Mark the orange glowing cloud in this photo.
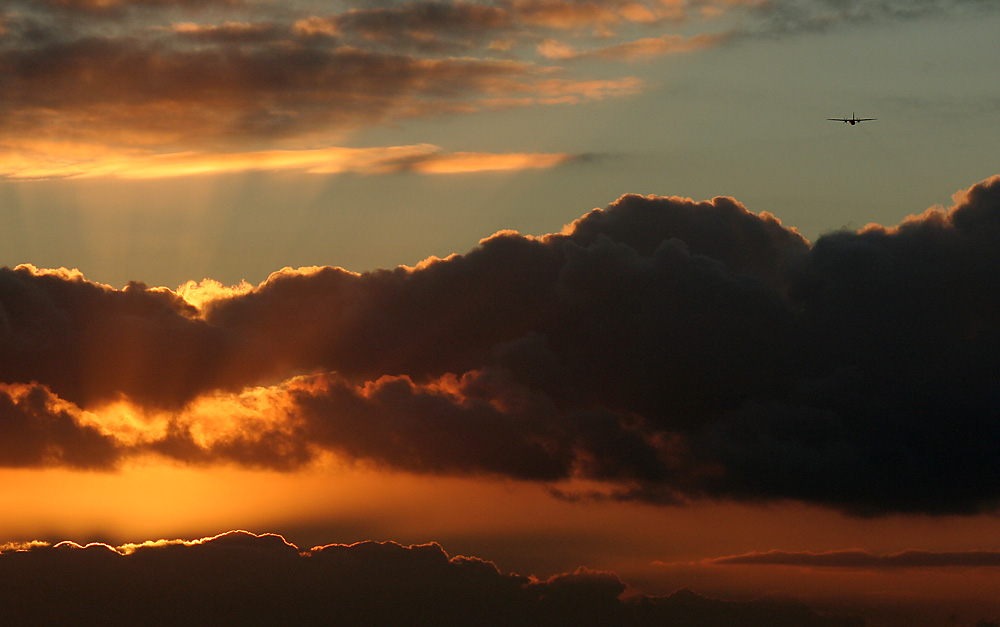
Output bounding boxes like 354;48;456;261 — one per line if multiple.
0;144;577;180
586;32;731;60
406;151;575;173
175;279;256;310
3;0;670;170
510;0;621;30
492;76;644;106
539;32;730;61
536;38;580;59
171;21;280;41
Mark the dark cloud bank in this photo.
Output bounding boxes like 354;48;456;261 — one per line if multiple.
0;0;627;150
0;530;863;627
4;175;1000;516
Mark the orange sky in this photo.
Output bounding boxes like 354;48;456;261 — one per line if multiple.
3;459;1000;625
4;1;1000;625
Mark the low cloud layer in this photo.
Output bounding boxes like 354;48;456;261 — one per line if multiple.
0;530;864;626
3;176;1000;515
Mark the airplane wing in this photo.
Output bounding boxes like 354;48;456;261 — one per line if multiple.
828;118;848;122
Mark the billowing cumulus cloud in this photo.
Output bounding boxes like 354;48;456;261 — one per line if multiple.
4;176;1000;516
0;382;119;469
0;266;225;410
0;530;864;626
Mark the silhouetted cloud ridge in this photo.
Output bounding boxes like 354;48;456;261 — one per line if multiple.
3;176;1000;515
0;531;865;626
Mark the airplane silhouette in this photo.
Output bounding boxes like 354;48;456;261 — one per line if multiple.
828;113;876;125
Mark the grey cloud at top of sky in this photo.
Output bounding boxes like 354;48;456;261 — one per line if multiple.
1;34;544;145
3;175;1000;516
6;0;990;166
744;0;995;35
0;0;723;150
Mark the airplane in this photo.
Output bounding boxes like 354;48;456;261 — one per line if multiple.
828;113;876;125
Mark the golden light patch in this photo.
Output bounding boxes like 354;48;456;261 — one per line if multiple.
537;39;579;59
620;3;660;23
589;33;730;61
12;264;91;283
77;401;169;447
411;152;573;174
292;16;340;37
0;540;51;553
175;386;297;450
1;144;574;180
176;278;256;311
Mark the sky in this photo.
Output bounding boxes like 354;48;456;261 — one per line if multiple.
2;0;1000;625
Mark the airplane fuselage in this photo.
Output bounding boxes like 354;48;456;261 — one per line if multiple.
829;113;875;125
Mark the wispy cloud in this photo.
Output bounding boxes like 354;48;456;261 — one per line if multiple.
1;0;657;172
7;0;986;173
744;0;996;36
538;32;730;61
0;144;577;180
707;548;1000;569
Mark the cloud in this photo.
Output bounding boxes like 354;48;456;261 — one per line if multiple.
4;176;1000;516
744;0;997;36
29;0;231;14
0;37;541;144
0;530;865;626
484;76;645;106
582;32;731;60
317;2;514;53
1;0;653;170
171;20;284;44
0;144;577;180
539;32;730;61
1;0;635;179
709;549;1000;569
16;0;990;177
401;150;577;173
0;382;120;469
0;265;226;410
506;0;623;30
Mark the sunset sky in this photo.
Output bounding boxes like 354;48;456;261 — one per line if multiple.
2;1;1000;625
